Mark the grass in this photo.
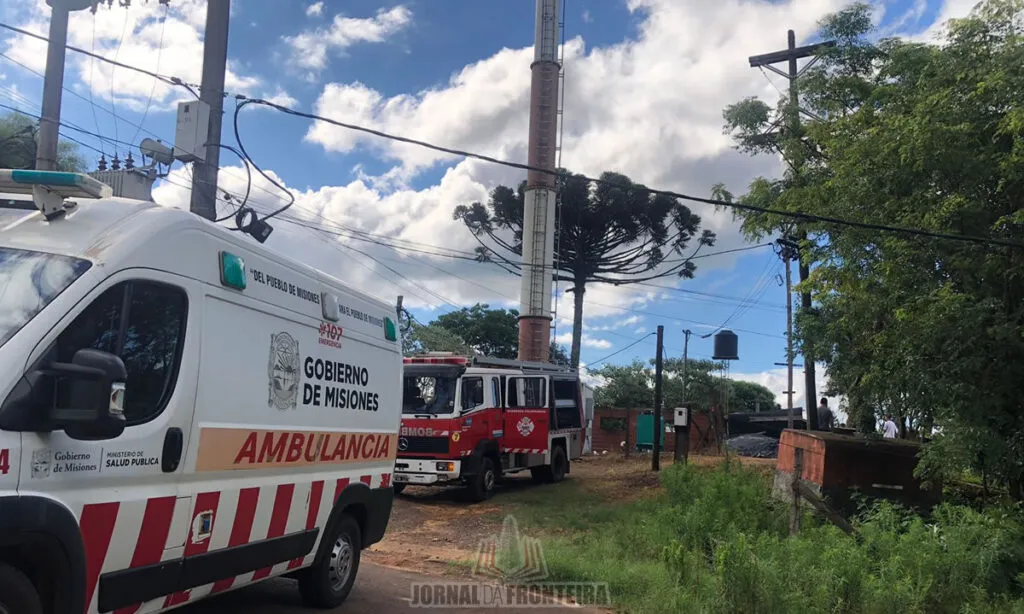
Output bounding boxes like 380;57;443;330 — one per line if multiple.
505;458;1024;614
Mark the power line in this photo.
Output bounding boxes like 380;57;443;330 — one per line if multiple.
4;18;1020;248
0;51;168;152
232;97;1024;250
0;21;198;98
0;101;139;151
587;333;656;368
129;2;168;147
108;7;130;152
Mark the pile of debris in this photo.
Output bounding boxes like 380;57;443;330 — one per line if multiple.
725;432;779;458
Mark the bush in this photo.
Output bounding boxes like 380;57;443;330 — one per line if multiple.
528;459;1024;614
658;461;1024;614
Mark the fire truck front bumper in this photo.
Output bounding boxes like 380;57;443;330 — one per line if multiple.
393;458;463;485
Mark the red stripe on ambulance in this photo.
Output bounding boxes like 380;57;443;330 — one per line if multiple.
252;484;295;580
289;480;325;570
113;496;177;614
163;491;221;608
210;487;260;594
80;502;120;613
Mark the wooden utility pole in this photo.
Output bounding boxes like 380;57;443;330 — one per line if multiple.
748;30;835;430
652;325;664;471
190;0;231;221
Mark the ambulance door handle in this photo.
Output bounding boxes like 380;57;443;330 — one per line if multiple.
162;427;183;473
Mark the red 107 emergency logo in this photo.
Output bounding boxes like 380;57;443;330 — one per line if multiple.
0;448;9;475
318;322;343;349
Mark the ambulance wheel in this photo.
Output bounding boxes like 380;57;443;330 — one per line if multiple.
0;563;43;614
298;514;361;608
393;483;406;495
468;456;496;502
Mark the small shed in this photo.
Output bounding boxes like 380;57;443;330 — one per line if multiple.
775;429;941;511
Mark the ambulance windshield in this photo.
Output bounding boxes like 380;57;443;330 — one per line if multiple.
0;247;91;348
402;375;457;415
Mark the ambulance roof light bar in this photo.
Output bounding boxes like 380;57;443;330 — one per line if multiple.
0;169;113;220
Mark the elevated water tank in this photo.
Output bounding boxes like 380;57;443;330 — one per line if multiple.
712;330;738;360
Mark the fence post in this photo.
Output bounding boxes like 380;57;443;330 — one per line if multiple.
789;447;804;535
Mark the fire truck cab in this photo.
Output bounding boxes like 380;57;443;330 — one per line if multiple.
395;353;585;501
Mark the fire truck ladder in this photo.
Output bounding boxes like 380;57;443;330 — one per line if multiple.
471;355;575;374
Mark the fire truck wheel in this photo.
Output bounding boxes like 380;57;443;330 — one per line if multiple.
298;513;362;608
550;445;568;483
393;483;406;495
468;456;497;502
530;446;568;484
0;563;43;614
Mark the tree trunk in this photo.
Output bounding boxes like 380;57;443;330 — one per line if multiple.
570;279;586;369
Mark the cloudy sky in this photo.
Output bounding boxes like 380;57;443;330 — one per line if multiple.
0;0;977;412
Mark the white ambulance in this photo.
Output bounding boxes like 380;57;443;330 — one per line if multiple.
0;170;403;614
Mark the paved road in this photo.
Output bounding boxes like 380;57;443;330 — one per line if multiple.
179;562;608;613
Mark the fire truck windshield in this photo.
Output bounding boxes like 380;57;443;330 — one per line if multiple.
402;375;457;415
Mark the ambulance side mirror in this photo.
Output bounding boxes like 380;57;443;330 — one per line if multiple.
47;349;128;441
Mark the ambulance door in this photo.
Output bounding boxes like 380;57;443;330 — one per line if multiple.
502;375;551;453
17;271;199;613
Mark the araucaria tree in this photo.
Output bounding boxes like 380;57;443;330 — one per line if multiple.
454;171;716;367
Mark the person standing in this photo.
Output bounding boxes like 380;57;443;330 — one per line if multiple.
816;397;835;431
882;415;899;438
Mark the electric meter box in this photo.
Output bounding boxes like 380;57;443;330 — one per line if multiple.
673;407;689;427
174;100;211;163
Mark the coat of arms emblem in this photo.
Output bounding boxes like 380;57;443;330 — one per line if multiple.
268;332;300;410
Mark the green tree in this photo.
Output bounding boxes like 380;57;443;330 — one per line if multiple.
593;358;768;414
399;303;570;363
0;112;86;171
455;171;716;368
729;380;781;413
433;304;519;358
720;0;1024;495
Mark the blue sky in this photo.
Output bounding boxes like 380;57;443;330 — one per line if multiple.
0;0;970;409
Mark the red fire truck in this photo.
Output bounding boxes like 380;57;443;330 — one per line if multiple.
394;353;586;501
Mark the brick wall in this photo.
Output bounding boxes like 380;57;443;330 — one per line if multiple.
591;407;720;454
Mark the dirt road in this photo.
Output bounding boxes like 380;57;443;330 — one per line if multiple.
178;562;607;613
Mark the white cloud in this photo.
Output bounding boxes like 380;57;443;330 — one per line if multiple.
283;6;413;77
555;332;613;350
1;0;282;113
260;88;299;109
306;2;325;18
582;10;592;24
911;0;982;42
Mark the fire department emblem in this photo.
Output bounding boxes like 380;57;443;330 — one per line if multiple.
516;416;535;437
268;332;300;410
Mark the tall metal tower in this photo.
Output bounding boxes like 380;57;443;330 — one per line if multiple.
518;0;561;363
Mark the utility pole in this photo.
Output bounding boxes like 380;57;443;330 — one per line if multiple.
783;248;795;428
36;0;93;171
674;329;692;463
189;0;231;221
652;325;664;471
748;30;835;431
